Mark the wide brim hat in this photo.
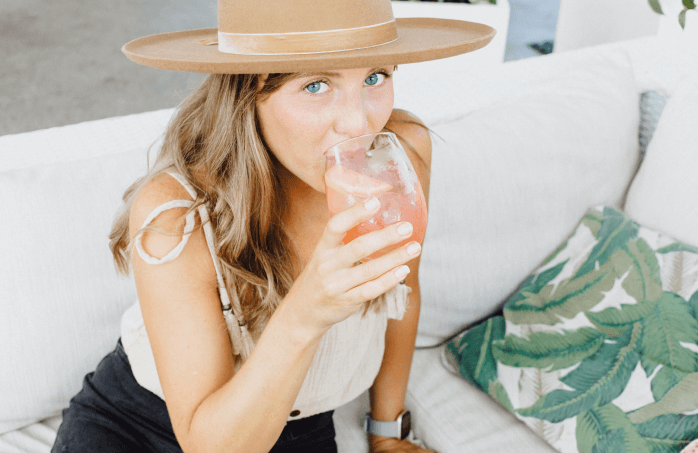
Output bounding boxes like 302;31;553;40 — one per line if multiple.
122;0;496;74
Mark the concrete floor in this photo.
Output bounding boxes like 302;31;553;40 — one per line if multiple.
0;0;558;136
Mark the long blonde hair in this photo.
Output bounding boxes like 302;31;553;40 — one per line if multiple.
109;67;430;338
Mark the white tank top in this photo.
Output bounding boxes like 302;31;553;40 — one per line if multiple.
120;171;410;421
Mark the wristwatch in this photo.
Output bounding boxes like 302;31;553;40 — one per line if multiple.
364;410;411;440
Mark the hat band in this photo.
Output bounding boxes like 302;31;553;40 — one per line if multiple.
217;19;398;55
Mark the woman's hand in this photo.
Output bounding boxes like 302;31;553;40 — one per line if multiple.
283;196;421;335
369;434;438;453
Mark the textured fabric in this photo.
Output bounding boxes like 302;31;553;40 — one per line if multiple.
415;50;640;344
0;416;61;453
52;339;338;453
444;205;698;453
625;78;698;249
0;150;146;434
0;110;173;435
122;171;410;421
405;348;556;453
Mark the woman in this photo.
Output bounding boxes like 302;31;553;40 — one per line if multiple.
52;1;495;452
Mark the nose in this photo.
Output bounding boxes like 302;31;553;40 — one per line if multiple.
333;88;370;139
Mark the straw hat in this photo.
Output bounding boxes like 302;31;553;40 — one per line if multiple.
122;0;496;74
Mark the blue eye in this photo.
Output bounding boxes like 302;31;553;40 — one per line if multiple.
303;71;390;95
304;81;328;94
365;73;381;86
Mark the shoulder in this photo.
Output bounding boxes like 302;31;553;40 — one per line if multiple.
129;172;196;243
384;109;432;172
129;172;216;284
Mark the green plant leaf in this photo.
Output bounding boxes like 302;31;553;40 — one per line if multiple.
506;260;568;309
649;0;665;14
680;9;687;28
447;316;505;391
619;239;663;304
576;410;602;453
505;264;616;325
488;380;515;413
687;289;698;322
640;292;698;399
582;208;604;237
586;297;660;337
629;373;698;424
656;242;698;254
517;323;642;422
574;206;640;279
492;328;607;371
683;0;696;10
634;413;698;452
577;404;651;453
652;366;690;402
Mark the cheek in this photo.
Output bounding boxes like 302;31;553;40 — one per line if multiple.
257;97;328;189
368;86;395;129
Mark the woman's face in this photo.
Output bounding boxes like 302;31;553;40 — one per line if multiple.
256;66;395;193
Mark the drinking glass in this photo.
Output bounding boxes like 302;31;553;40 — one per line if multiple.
324;132;428;261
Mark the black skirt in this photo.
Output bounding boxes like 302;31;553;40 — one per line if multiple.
52;338;337;453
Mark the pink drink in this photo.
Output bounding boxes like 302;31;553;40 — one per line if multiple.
324;147;428;261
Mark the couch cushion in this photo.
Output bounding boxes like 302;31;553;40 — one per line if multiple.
0;110;173;434
416;50;640;344
0;416;61;453
625;78;698;248
333;347;557;453
444;205;698;452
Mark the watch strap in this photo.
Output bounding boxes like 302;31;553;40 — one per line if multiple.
364;410;410;439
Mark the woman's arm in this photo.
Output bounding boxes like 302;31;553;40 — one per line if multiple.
130;173;420;453
131;175;321;453
369;110;433;450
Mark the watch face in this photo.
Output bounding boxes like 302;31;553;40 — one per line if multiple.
400;411;411;440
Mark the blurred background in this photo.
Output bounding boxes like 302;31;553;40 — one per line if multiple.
0;0;685;136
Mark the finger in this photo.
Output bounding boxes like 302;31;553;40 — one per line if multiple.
344;240;421;289
339;220;417;268
318;197;381;250
343;263;411;303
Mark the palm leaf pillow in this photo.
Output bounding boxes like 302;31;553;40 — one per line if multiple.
444;205;698;453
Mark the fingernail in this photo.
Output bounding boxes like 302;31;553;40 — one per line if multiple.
364;197;380;211
407;242;421;256
397;222;413;236
395;265;410;279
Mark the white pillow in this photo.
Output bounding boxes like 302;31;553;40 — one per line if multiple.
0;111;171;434
624;78;698;247
416;50;640;344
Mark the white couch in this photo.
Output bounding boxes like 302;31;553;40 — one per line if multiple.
1;35;696;453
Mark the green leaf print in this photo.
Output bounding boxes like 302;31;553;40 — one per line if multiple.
447;317;505;391
574;206;640;280
576;404;651;453
492;328;607;371
586;297;660;338
687;290;698;323
629;373;698;424
641;292;698;399
488;380;515;413
517;323;643;422
634;413;698;452
581;208;604;238
507;261;568;309
576;411;602;453
619;239;663;304
651;365;691;404
505;264;616;325
657;243;698;255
